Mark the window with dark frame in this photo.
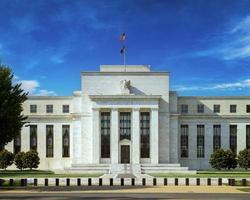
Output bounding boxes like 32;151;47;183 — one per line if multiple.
140;112;150;158
119;112;131;140
46;125;54;157
14;134;21;154
230;125;237;155
197;125;205;158
197;104;204;113
230;105;237;113
101;112;110;158
247;105;250;113
62;105;69;113
62;125;70;157
30;125;37;151
46;105;53;113
246;125;250;149
181;104;188;113
213;125;221;152
180;125;188;158
30;104;37;113
213;104;220;113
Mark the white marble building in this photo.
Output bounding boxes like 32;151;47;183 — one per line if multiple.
4;65;250;173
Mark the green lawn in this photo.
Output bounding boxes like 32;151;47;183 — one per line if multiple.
0;170;103;178
150;170;250;178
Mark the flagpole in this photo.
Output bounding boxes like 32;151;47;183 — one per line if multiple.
124;47;126;72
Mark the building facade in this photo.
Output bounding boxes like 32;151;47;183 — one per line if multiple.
4;65;250;173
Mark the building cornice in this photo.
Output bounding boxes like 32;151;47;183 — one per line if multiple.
180;114;250;119
81;71;169;76
89;94;162;100
27;96;73;100
178;96;250;100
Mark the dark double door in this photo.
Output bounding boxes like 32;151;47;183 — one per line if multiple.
121;145;130;163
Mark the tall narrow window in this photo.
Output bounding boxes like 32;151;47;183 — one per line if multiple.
197;125;205;158
101;112;110;158
213;125;221;151
120;112;131;140
14;134;21;154
230;125;237;154
180;125;188;158
246;125;250;149
140;112;150;158
46;125;53;157
62;125;70;157
30;125;37;151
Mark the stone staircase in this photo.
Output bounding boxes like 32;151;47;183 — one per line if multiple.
64;164;110;174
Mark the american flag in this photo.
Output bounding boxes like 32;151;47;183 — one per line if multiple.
119;32;126;41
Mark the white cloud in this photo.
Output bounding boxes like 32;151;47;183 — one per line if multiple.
18;80;40;93
34;89;57;96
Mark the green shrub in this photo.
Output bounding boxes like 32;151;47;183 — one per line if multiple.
224;149;237;170
23;150;40;170
238;149;250;170
0;149;14;169
14;152;25;170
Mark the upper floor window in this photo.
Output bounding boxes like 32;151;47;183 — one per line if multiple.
181;104;188;113
119;112;131;140
230;105;237;113
62;105;69;113
30;104;37;113
197;104;204;113
247;105;250;113
46;105;53;113
213;104;220;113
197;125;205;158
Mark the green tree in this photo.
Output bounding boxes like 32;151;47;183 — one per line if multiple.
0;65;27;147
23;150;40;170
0;149;14;170
209;149;227;170
14;151;25;170
238;149;250;170
224;149;237;170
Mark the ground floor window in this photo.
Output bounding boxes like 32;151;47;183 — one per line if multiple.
14;134;21;154
180;125;188;158
246;125;250;149
230;125;237;154
197;125;205;158
62;125;70;157
140;112;150;158
30;125;37;151
46;125;54;157
213;125;221;152
101;112;110;158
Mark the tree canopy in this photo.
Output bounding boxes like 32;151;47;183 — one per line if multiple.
0;65;27;148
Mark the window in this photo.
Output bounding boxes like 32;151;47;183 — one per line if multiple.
30;125;37;151
230;125;237;154
181;104;188;113
119;112;131;140
230;105;237;113
46;105;53;113
140;112;150;158
213;125;221;151
46;125;54;157
14;134;21;154
30;105;37;113
246;125;250;149
213;104;220;113
180;125;188;158
101;112;110;158
197;125;205;158
247;105;250;113
62;105;69;113
197;104;204;113
62;125;70;157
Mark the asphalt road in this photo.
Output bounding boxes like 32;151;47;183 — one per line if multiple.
0;193;250;200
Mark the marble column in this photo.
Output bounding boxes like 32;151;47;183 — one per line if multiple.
132;108;140;164
92;108;100;164
111;108;119;164
150;108;159;164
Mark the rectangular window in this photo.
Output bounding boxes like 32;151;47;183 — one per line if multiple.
246;125;250;149
119;112;131;140
180;125;188;158
140;112;150;158
213;125;221;152
46;125;54;157
30;105;37;113
230;125;237;154
230;105;237;113
197;125;205;158
197;104;204;113
62;105;69;113
247;105;250;113
30;125;37;151
214;104;220;113
62;125;70;157
181;104;188;113
13;134;21;154
101;112;110;158
46;105;53;113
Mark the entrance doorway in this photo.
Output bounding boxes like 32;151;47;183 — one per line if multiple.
121;145;130;163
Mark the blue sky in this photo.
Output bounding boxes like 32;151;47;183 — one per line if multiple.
1;0;250;96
